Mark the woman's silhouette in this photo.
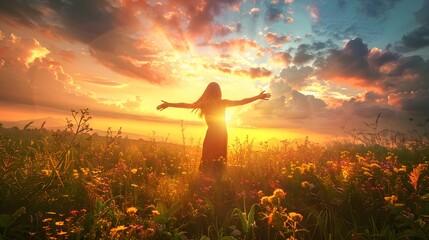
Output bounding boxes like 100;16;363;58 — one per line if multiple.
157;82;270;178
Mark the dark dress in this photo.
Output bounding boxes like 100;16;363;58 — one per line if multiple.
199;102;228;177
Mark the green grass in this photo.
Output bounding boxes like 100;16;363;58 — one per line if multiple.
0;110;428;239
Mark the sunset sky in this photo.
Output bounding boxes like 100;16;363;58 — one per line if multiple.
0;0;428;143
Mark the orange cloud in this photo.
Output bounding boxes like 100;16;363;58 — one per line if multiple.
272;52;292;67
264;32;291;45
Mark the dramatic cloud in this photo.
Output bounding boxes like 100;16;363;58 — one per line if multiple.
293;44;314;65
394;1;429;52
316;38;380;87
400;25;429;51
0;0;247;84
388;90;429;116
0;33;152;115
280;66;314;89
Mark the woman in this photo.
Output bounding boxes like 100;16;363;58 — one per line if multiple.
157;82;270;178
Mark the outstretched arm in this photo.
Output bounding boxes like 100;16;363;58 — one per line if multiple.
157;100;196;111
224;91;271;107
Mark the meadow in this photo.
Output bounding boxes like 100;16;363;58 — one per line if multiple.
0;109;428;240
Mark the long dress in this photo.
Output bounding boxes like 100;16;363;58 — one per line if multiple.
199;102;228;177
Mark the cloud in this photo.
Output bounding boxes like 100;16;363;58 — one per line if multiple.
0;0;247;85
206;63;272;78
293;44;314;65
271;52;292;67
316;38;380;87
399;24;429;51
248;8;260;15
394;1;429;52
306;5;319;22
57;50;77;62
356;0;401;18
239;67;272;78
208;37;264;53
279;66;314;89
285;17;294;23
265;5;284;22
264;32;291;45
74;74;126;88
388;90;429;117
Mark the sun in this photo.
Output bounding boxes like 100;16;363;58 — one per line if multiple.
225;110;234;125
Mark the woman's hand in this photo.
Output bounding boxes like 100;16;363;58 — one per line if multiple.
157;100;170;111
258;91;271;100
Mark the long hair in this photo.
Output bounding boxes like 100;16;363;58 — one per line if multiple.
193;82;222;118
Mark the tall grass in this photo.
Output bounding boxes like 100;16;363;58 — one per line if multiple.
0;109;428;239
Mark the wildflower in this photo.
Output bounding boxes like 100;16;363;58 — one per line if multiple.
384;195;398;205
110;225;128;235
55;221;64;226
57;231;67;236
80;168;89;175
301;181;312;188
393;166;406;173
369;163;381;169
131;183;138;188
116;225;128;231
288;212;303;222
152;210;160;216
126;207;138;216
72;170;79;179
273;189;286;199
42;169;52;176
131;168;138;174
42;218;52;223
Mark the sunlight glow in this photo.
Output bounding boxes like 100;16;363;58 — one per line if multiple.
26;40;50;67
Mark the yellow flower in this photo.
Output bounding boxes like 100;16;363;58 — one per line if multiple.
72;170;79;179
273;189;286;199
55;221;64;226
301;181;309;188
384;195;398;205
131;168;138;174
152;210;160;216
288;212;303;222
369;163;381;169
57;231;67;236
42;218;52;223
116;225;128;231
126;207;138;216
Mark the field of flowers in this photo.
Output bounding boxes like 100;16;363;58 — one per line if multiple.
0;109;428;239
